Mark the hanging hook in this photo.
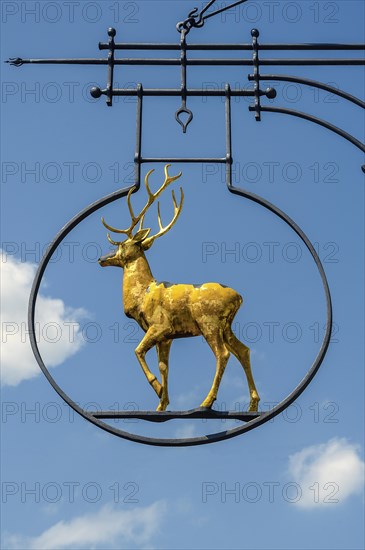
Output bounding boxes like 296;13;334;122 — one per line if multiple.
176;0;250;34
175;106;194;134
176;7;204;34
176;1;216;34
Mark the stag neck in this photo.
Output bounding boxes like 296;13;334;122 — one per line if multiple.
122;253;155;319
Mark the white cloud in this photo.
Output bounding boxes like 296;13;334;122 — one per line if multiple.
3;501;167;550
0;252;88;386
288;437;365;508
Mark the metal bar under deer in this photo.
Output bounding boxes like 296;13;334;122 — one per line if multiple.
91;409;262;423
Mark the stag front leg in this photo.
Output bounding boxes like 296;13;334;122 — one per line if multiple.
135;327;171;400
156;340;172;411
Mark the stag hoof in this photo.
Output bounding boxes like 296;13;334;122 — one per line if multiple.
156;400;169;412
199;398;215;409
248;398;260;412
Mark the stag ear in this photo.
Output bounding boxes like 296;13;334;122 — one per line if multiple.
133;228;151;243
141;237;153;251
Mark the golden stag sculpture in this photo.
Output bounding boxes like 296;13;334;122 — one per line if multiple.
99;165;260;412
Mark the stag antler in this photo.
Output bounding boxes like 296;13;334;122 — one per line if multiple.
102;165;183;243
142;188;184;247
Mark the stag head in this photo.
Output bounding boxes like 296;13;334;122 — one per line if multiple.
98;165;184;268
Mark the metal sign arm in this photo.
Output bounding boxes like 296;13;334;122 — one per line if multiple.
7;26;365;176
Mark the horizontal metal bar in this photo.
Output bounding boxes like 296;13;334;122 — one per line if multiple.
141;158;227;163
9;58;107;65
178;58;365;66
259;105;365;154
99;88;267;97
98;42;365;51
252;74;365;108
9;57;365;67
92;409;262;423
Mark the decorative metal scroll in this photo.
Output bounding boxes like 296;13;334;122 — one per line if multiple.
7;2;365;446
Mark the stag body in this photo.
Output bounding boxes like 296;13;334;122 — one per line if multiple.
99;166;260;412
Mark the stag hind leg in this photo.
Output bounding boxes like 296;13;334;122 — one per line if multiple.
156;340;172;411
224;326;260;412
199;323;231;409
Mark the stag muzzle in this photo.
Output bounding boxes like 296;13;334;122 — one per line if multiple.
98;250;117;267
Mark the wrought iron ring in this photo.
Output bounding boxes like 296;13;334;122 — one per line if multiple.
28;183;332;446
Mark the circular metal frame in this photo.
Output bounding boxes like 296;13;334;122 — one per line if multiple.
28;183;332;447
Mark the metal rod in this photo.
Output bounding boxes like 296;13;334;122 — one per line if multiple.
97;88;268;97
92;409;261;422
97;42;365;51
10;58;108;64
178;58;365;66
10;58;365;66
251;29;261;121
225;84;233;187
141;158;226;163
259;105;365;154
250;74;365;108
175;30;193;133
134;84;143;185
203;0;252;21
106;28;116;107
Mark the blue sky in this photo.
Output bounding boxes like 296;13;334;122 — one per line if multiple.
1;1;364;548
